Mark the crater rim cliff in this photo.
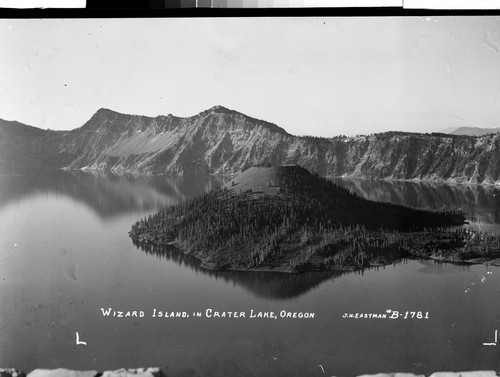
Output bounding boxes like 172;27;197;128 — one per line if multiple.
1;106;500;185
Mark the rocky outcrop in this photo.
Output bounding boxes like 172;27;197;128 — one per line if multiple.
101;368;161;377
2;106;500;184
27;370;98;377
0;369;26;377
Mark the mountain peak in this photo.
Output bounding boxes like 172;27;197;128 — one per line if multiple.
87;108;123;121
200;106;290;137
209;105;231;112
202;105;241;117
94;107;122;116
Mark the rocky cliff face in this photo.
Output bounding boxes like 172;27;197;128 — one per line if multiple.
55;106;293;176
1;106;500;184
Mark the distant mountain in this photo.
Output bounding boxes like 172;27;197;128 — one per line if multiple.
2;106;500;184
0;118;74;170
442;126;500;136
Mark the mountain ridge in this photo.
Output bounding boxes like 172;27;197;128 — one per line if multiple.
1;106;500;184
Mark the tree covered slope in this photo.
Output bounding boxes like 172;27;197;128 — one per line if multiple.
128;165;494;273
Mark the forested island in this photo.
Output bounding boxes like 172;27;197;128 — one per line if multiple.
129;165;500;272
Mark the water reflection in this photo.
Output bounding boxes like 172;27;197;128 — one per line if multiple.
2;170;498;225
333;178;500;228
133;241;343;300
414;258;472;275
0;169;225;218
3;170;500;374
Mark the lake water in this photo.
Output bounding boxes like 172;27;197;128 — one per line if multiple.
1;170;500;377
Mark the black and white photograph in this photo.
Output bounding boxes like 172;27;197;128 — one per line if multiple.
1;14;500;377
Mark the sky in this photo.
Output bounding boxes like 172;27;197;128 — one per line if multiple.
1;17;500;137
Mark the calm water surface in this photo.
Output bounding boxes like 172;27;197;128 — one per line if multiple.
1;170;500;377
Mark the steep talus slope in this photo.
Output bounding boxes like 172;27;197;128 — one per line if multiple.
59;108;182;171
52;106;293;175
1;106;500;184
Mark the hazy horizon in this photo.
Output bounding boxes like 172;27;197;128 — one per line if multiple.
2;17;500;137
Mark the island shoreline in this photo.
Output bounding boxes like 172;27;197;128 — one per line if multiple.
129;233;500;274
